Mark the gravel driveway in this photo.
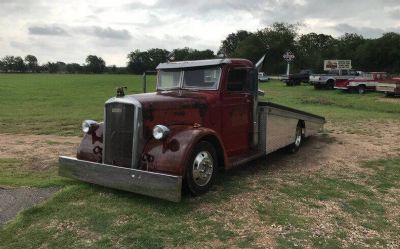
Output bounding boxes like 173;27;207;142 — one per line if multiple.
0;187;58;225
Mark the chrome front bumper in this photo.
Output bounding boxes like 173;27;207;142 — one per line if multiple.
59;156;183;202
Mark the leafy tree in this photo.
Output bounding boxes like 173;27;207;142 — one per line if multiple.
14;56;26;72
256;23;299;73
46;62;58;73
127;49;152;74
297;33;338;72
127;48;170;73
231;34;267;63
85;55;106;73
107;65;118;74
147;48;170;68
218;30;251;56
24;55;38;72
66;63;83;74
45;61;66;73
171;47;215;61
1;56;25;72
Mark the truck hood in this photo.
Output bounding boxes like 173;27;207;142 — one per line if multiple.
132;90;209;112
125;90;218;130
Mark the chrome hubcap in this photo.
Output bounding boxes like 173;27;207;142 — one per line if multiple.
192;151;214;186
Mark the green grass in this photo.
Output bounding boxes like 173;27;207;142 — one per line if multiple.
0;73;156;135
0;75;399;135
259;82;400;122
1;74;400;248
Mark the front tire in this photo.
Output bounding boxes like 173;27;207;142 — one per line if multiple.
185;141;218;196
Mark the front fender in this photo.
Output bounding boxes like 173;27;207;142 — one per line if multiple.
77;123;104;163
141;125;227;177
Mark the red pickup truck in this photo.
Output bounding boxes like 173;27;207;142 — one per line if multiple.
334;72;388;94
59;58;325;202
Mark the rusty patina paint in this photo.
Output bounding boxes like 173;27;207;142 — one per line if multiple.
141;126;228;176
77;123;103;163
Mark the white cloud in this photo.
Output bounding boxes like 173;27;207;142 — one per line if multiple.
0;0;399;66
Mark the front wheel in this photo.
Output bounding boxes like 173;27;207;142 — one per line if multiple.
185;141;218;196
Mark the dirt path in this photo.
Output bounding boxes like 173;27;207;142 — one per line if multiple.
267;120;400;174
0;134;80;170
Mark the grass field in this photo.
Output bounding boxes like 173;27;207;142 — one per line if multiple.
0;74;156;135
0;74;399;248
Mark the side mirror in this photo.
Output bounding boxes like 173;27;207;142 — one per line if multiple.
258;89;265;96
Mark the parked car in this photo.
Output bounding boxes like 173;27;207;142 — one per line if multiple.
334;72;387;94
258;72;270;82
310;69;360;89
282;69;314;86
59;58;325;202
376;77;400;97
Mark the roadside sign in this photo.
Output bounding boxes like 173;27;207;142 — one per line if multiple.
283;51;295;62
324;60;352;70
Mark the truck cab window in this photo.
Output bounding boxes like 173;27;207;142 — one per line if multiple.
158;70;181;89
227;69;248;91
183;67;221;90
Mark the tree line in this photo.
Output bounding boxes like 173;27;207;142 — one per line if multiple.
0;55;112;74
1;23;399;74
218;23;400;74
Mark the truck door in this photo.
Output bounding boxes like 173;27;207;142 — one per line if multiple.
221;67;252;156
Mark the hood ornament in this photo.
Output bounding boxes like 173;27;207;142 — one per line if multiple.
116;86;127;97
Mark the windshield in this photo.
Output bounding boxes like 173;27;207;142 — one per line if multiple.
158;70;181;89
157;66;221;90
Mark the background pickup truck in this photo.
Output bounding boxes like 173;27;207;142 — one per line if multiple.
258;72;270;82
59;58;325;202
310;69;360;89
376;77;400;97
334;72;387;94
281;69;313;86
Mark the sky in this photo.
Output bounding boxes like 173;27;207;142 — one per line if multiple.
1;0;400;66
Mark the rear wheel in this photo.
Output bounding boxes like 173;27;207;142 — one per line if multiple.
185;141;218;196
358;85;366;94
385;91;393;97
327;80;335;89
288;124;303;153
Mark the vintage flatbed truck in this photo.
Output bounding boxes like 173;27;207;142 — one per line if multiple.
59;58;325;202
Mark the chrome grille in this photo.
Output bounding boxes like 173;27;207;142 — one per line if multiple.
104;102;135;167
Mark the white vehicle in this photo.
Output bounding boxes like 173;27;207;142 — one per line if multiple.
258;72;269;82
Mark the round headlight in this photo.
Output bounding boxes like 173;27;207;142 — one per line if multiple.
82;120;98;134
153;125;170;140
